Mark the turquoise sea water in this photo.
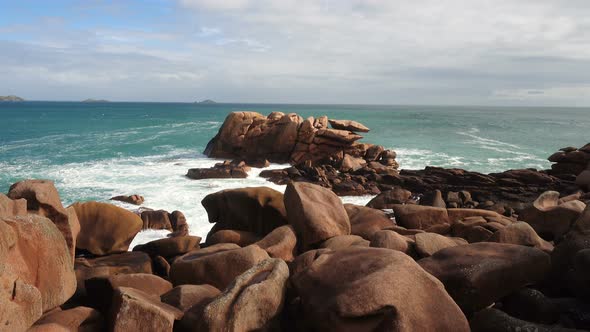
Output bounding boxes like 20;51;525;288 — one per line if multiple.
1;102;588;241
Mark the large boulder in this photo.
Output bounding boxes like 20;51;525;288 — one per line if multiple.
344;204;394;240
488;221;554;253
366;188;413;209
2;215;76;311
255;225;298;261
30;306;104;331
7;180;80;260
414;232;464;257
520;191;586;241
328;119;370;132
109;287;182;332
419;242;551;315
390;204;450;231
370;230;415;255
206;229;261;247
284;182;351;250
161;284;221;312
85;273;173;312
71;201;143;255
469;308;582;332
74;252;152;297
132;235;201;258
139;209;173;231
202;187;287;239
550;205;590;295
291;247;469;331
169;244;270;290
201;259;289;331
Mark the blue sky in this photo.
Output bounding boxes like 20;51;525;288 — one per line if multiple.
1;0;590;105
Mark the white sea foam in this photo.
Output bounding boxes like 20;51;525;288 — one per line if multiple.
2;149;374;248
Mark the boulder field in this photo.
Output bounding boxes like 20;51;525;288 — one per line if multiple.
3;173;590;331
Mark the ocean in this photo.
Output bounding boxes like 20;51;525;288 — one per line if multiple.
1;102;588;245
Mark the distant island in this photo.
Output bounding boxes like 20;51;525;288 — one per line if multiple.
0;95;24;102
82;99;110;103
195;99;216;104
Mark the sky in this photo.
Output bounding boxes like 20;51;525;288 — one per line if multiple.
1;0;590;105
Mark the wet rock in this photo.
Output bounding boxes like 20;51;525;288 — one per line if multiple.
186;160;249;179
110;194;144;205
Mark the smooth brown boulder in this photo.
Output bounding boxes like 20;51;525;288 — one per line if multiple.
161;284;221;312
132;235;201;258
202;187;287;239
419;242;551;315
469;308;582;332
340;154;367;172
2;215;76;313
447;208;507;223
170;244;270;290
550;205;590;295
576;170;590;190
328;119;370;132
284;182;351;250
201;259;289;331
370;230;415;255
521;191;586;241
71;201;143;255
8;180;80;259
32;306;103;331
291;247;469;331
110;194;144;205
74;252;152;297
0;218;42;330
255;225;298;261
169;210;188;236
415;232;464;257
420;189;447;208
206;229;261;247
86;273;172;312
488;221;554;253
319;234;370;250
366;188;413;209
390;204;450;230
344;204;394;240
109;287;182;332
139;209;172;231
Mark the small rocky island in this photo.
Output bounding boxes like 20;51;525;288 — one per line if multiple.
0;95;24;101
195;99;216;104
3;111;590;331
82;99;110;103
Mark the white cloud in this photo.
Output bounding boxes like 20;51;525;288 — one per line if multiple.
1;0;590;104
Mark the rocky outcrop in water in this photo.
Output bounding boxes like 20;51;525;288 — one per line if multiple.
203;111;398;171
0;95;24;101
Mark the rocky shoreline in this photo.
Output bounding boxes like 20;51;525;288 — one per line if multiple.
2;111;590;331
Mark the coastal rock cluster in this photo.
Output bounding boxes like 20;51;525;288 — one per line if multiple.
548;143;590;190
199;111;398;172
3;174;590;331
